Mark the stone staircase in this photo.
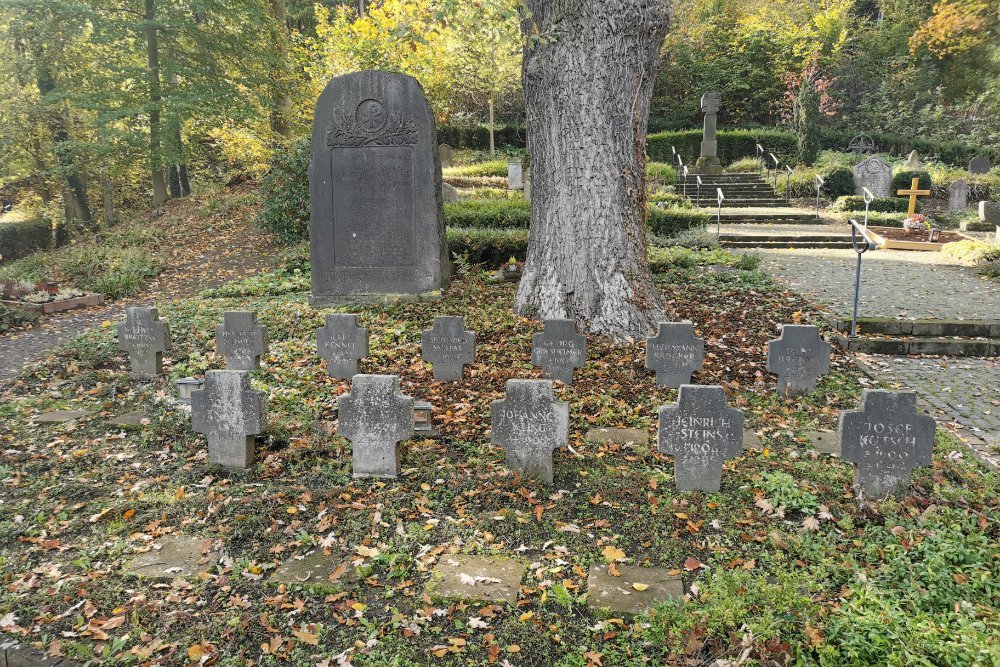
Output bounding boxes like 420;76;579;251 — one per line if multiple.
833;317;1000;357
721;232;854;250
680;172;788;208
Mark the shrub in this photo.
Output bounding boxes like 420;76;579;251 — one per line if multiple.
891;169;932;195
446;227;528;266
436;123;527;149
822;166;855;199
443;175;508;189
0;302;38;333
0;218;61;263
443;160;509;178
648;191;692;208
258;136;309;243
645;162;677;185
444;200;531;229
832;196;910;213
941;240;1000;266
725;157;762;173
647;206;710;237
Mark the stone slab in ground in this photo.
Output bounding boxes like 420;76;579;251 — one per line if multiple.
586;564;683;615
585;428;649;446
271;549;351;587
426;555;526;604
122;535;223;580
808;430;840;455
33;410;90;423
743;430;763;450
108;411;149;427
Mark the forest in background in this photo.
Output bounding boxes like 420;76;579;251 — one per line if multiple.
0;0;997;228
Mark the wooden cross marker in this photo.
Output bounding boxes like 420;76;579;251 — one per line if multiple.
897;176;930;217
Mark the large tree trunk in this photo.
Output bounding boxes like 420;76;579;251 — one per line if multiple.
268;0;294;139
145;0;169;205
515;0;671;340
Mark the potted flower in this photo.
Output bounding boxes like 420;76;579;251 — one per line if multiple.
500;256;523;282
902;213;927;233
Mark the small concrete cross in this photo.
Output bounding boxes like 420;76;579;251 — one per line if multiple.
645;322;705;388
839;390;935;499
118;306;171;379
338;374;414;479
421;316;476;381
766;324;831;396
191;370;267;469
216;311;268;371
658;385;744;492
491;379;569;485
531;319;586;385
317;313;369;378
897;176;930;217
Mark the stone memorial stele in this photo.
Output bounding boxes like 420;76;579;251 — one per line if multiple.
507;159;524;190
316;313;369;379
767;325;831;396
438;143;454;168
980;201;1000;225
948;180;969;211
338;374;414;479
118;306;171;379
441;182;460;203
531;319;586;384
696;91;722;174
853;156;892;198
421;316;475;381
838;390;935;498
491;379;569;485
309;70;449;305
216;311;268;371
658;385;744;492
645;322;705;388
902;150;922;170
968;157;991;175
191;370;267;469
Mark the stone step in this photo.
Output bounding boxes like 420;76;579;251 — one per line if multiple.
720;234;849;242
723;240;854;249
696;201;791;209
710;214;821;223
834;317;1000;338
834;333;1000;357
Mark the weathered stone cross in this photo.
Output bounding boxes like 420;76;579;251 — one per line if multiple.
191;370;267;469
316;313;369;378
421;316;476;381
216;311;268;371
338;374;414;479
118;306;171;379
766;324;831;396
658;385;744;492
645;321;705;388
531;319;586;385
491;379;569;485
897;176;930;217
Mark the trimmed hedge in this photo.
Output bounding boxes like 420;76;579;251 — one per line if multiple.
649;129;799;168
443;160;509;178
892;170;932;194
0;218;60;262
833;196;911;213
648;206;710;237
437;124;526;149
447;227;528;266
824;166;855;199
444;200;531;229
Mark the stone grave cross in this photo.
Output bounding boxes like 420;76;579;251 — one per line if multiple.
839;390;935;498
118;306;171;379
645;321;705;388
766;325;831;396
338;375;414;479
897;176;930;217
421;316;476;381
191;370;267;469
531;319;586;384
491;379;569;485
658;385;744;492
698;91;722;174
216;311;268;371
316;313;369;378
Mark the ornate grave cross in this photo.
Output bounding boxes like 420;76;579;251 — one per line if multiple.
657;385;744;492
766;325;831;396
645;322;705;388
316;313;369;379
531;319;586;384
897;176;930;217
216;311;268;371
421;316;476;381
191;370;267;469
491;380;569;485
846;134;876;162
338;375;414;479
839;390;935;498
118;306;171;379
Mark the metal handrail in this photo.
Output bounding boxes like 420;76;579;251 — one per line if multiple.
715;188;725;238
861;187;875;228
848;218;877;337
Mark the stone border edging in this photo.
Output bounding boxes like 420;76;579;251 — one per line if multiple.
0;633;82;667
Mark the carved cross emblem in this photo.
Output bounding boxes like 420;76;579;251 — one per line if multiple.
767;325;831;396
317;314;369;379
338;375;414;479
531;319;586;385
658;385;744;492
645;322;705;388
191;370;267;469
491;380;569;485
700;91;721;114
118;306;171;379
421;316;476;381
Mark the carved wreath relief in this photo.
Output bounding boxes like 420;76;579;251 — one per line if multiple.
326;98;417;147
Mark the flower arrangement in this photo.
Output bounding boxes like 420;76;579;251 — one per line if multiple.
902;213;927;232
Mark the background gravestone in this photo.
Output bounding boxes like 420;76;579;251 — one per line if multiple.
853;156;892;197
309;70;449;305
645;321;705;388
980;201;1000;225
338;374;414;478
317;313;369;378
507;159;524;190
839;390;935;498
696;91;722;174
968;157;991;175
491;379;569;484
531;319;586;384
421;316;475;381
947;180;969;211
216;311;268;371
438;143;454;168
767;325;831;396
658;385;744;492
118;306;171;379
191;370;267;469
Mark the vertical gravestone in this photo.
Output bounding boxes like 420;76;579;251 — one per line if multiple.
767;325;831;396
696;92;722;174
531;319;586;385
657;385;744;492
118;306;171;379
507;159;524;190
854;156;892;197
338;375;414;478
309;70;449;305
645;322;705;388
216;311;268;371
947;180;969;211
839;390;935;498
438;144;454;168
316;313;369;378
191;370;267;469
491;380;569;485
421;316;475;381
968;157;991;175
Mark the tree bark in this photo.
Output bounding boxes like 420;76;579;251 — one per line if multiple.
145;0;168;205
268;0;293;139
488;96;495;157
515;0;670;340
